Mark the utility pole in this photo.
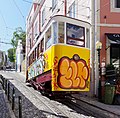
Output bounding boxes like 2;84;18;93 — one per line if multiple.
64;0;67;16
91;0;96;96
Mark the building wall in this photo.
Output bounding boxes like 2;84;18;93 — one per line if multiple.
99;0;120;65
16;40;23;72
26;3;37;55
96;0;120;98
33;13;39;45
100;0;120;24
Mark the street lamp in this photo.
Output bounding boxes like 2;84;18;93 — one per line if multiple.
96;41;102;101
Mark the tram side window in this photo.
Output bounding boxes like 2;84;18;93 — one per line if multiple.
53;22;57;44
41;38;44;52
32;51;34;62
37;44;39;58
30;54;32;65
58;22;64;43
29;55;31;65
34;48;36;60
29;55;30;65
45;27;52;49
28;56;30;66
66;23;85;47
35;47;37;60
38;43;41;57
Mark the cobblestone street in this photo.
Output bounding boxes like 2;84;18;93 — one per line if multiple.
0;71;94;118
1;71;120;118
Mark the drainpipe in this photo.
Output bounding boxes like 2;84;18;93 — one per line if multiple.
91;0;96;96
64;0;67;16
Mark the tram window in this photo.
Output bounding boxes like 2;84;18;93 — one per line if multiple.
39;42;42;55
42;8;45;26
33;51;35;61
31;54;33;64
41;38;44;52
58;22;64;43
35;47;37;60
29;38;32;49
30;55;31;65
28;56;30;66
53;22;57;44
45;27;52;49
29;57;31;66
66;23;85;47
35;48;36;60
37;43;40;58
29;55;30;65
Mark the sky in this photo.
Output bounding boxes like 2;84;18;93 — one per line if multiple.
0;0;33;52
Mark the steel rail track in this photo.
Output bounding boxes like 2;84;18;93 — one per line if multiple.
62;95;120;118
62;96;96;117
70;96;120;118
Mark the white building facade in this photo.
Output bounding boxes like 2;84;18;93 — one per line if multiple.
16;40;23;72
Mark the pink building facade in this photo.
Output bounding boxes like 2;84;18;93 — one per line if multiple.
97;0;120;99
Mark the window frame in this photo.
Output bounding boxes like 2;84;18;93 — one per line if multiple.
66;23;85;47
68;1;76;18
111;0;120;12
42;8;45;26
52;0;58;11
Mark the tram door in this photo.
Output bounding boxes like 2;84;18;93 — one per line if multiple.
110;44;120;78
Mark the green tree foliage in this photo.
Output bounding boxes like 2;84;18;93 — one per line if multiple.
7;27;26;62
7;48;16;62
11;27;26;49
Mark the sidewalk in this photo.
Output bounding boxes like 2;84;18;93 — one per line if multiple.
0;81;16;118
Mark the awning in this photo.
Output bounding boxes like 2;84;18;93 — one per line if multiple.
105;33;120;44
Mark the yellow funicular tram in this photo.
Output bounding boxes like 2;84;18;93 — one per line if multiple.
27;15;90;95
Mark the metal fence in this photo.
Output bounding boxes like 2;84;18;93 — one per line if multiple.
0;75;22;118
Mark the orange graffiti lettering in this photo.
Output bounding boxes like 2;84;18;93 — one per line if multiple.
57;55;89;89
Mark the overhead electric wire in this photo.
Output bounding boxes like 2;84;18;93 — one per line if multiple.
6;27;16;31
66;0;91;11
0;41;30;48
0;10;16;31
22;0;32;4
0;10;11;40
0;41;12;45
12;0;26;27
0;10;7;28
34;0;64;26
96;2;110;12
42;0;91;23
